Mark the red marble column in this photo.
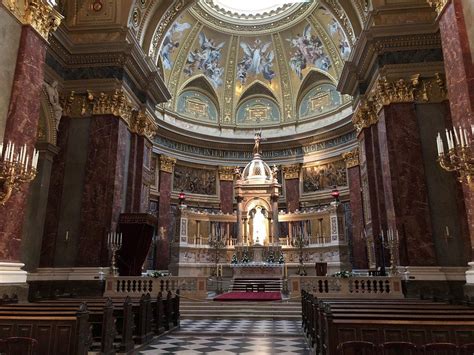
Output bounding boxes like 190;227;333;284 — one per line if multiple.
283;165;300;213
156;156;175;270
218;167;234;214
126;134;149;213
0;26;46;263
76;116;129;267
439;0;474;257
377;103;436;266
344;152;368;269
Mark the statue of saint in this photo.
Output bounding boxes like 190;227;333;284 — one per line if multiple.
253;206;266;245
44;80;63;131
253;131;262;155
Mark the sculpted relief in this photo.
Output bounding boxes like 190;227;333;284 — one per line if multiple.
302;160;347;192
173;164;217;195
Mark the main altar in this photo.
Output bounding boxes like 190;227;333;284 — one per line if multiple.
169;133;350;279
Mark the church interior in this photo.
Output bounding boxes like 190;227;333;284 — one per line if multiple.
0;0;473;354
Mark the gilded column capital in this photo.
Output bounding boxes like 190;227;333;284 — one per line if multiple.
159;155;176;173
218;166;235;181
282;164;300;180
130;110;158;141
342;148;360;168
2;0;62;41
353;74;447;134
427;0;450;17
62;90;137;125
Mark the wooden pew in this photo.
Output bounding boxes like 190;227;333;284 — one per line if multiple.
0;303;91;355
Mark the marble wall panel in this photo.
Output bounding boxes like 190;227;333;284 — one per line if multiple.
77;116;128;267
285;178;300;212
377;103;436;266
0;26;46;262
219;180;233;214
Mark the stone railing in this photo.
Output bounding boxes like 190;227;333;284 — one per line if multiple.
288;276;404;298
104;276;208;299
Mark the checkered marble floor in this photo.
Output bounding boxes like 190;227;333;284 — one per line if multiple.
138;320;310;354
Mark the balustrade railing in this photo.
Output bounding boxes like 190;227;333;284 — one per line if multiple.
104;276;208;299
289;276;403;298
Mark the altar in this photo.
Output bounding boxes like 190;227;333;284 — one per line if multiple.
231;263;284;279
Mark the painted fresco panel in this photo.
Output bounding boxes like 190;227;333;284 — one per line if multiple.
237;36;276;85
315;5;351;60
303;160;347;192
177;90;218;122
173;164;217;195
299;83;342;118
236;97;280;125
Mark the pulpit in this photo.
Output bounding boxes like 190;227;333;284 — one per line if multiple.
117;213;158;276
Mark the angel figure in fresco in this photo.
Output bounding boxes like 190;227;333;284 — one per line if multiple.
238;39;276;84
185;32;225;88
160;20;191;70
287;24;332;79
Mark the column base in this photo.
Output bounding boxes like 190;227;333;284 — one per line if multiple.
0;262;27;284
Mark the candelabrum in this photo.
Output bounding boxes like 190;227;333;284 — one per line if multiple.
107;232;122;277
436;126;473;185
381;229;400;276
292;234;309;276
0;141;39;205
209;234;225;276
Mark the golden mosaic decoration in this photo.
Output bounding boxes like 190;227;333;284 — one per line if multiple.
130;110;158;140
342;148;360;168
160;155;177;173
282;164;301;180
426;0;450;16
3;0;63;41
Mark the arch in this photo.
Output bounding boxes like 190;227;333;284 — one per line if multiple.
180;75;220;108
38;88;57;145
296;69;337;109
239;80;277;103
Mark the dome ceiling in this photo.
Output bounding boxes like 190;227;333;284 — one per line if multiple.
157;0;354;132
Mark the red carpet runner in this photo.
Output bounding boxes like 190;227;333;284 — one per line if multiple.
214;291;282;302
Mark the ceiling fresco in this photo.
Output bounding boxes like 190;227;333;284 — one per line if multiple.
157;0;353;128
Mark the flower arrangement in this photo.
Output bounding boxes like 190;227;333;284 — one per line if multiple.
231;254;238;264
278;253;285;264
241;251;250;263
149;271;166;278
266;252;275;263
332;271;353;278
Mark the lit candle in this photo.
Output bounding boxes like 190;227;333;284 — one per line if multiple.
381;229;385;243
463;128;469;148
453;127;459;146
0;142;3;160
459;127;465;147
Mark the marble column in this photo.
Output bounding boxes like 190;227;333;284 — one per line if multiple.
283;165;300;212
126;134;151;213
236;196;243;245
438;0;474;259
218;167;234;214
358;126;385;268
76;115;129;267
377;103;436;266
156;155;176;270
343;148;368;269
21;143;59;272
271;195;280;243
0;26;47;282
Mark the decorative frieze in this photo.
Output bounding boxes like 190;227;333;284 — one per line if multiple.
342;148;360;168
2;0;62;41
352;74;447;134
218;166;235;181
159;155;176;173
282;164;301;180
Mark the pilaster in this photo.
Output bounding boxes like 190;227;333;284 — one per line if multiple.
283;164;301;213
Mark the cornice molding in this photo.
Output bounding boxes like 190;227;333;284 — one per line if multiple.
218;166;235;181
2;0;63;41
159;155;176;173
342;148;360;168
352;73;447;134
130;109;158;141
282;164;301;180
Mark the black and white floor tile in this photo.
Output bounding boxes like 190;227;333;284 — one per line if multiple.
138;320;310;355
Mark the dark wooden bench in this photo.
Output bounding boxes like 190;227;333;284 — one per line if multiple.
0;303;91;355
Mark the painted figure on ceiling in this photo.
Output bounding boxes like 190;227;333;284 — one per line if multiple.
160;20;191;70
287;24;332;79
185;32;225;88
238;39;276;84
